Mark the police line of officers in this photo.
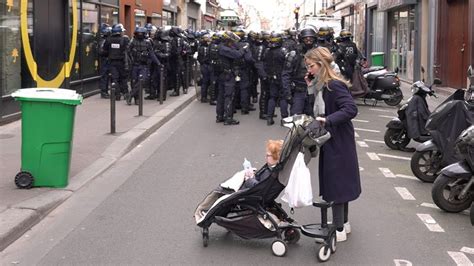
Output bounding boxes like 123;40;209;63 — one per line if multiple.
98;23;362;126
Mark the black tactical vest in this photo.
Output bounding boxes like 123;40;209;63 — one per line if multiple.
108;36;126;60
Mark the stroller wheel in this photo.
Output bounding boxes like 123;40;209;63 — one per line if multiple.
317;244;331;262
329;232;337;253
271;240;288;257
284;228;301;244
202;228;209;247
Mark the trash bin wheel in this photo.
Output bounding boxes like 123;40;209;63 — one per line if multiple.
15;171;34;189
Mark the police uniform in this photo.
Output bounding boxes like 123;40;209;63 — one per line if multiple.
104;32;130;101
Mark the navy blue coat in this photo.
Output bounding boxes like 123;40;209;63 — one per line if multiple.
318;80;361;204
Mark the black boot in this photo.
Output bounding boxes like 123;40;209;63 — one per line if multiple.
101;93;110;99
116;93;122;101
252;96;258;103
216;116;224;123
183;88;188;94
267;117;275;126
201;98;209;103
259;113;267;120
224;118;240;125
134;97;139;105
241;109;249;115
126;93;132;105
145;94;156;100
209;100;217;106
170;90;179;97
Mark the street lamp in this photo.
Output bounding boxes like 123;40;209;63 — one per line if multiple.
294;6;300;29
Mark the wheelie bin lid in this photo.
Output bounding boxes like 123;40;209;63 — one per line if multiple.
371;52;385;56
11;88;83;105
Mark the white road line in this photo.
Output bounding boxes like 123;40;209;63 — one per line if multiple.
448;251;473;266
359;167;364;171
364;139;385;144
367;152;381;160
370;108;394;113
394;259;413;266
354;131;360;138
355;127;381;133
396;174;418;180
417;213;445;232
395;187;416;200
461;247;474;255
379;168;396;178
421;202;438;209
378;153;411;161
353;119;369;123
357;141;369;148
379;115;396;119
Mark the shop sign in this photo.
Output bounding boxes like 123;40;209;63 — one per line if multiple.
378;0;416;11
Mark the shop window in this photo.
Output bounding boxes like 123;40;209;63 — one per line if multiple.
81;3;99;79
0;0;22;96
101;5;119;26
70;0;81;82
135;9;146;28
101;0;119;5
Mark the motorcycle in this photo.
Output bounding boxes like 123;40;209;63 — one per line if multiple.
384;77;441;151
411;66;474;182
431;125;473;213
359;66;404;106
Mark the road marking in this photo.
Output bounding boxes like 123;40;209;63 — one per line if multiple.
353;119;369;123
367;152;381;160
379;168;396;178
419;202;470;215
448;251;473;266
461;247;474;255
370;108;394;113
395;187;416;200
359;167;364;171
355;127;381;133
379;115;396;119
364;139;385;144
378;153;411;161
394;259;413;266
396;174;418;180
354;131;360;138
417;214;445;232
357;141;369;148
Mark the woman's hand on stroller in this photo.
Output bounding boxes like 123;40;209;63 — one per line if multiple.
244;168;257;180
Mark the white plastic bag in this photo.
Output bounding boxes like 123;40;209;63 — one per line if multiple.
281;152;313;208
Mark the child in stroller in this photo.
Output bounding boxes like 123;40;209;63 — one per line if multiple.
194;114;337;262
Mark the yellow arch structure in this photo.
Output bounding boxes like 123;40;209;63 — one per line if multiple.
20;0;78;88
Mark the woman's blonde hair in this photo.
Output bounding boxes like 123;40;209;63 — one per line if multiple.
304;47;350;89
266;139;284;161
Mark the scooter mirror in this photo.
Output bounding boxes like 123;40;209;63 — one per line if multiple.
433;78;442;85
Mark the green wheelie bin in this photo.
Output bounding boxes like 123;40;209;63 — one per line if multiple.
371;52;385;67
11;88;83;189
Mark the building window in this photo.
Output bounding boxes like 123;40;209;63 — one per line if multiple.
135;9;146;28
162;10;176;26
151;13;161;26
188;17;196;30
81;3;99;79
101;5;119;26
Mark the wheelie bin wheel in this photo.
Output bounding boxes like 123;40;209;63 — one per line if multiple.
15;171;34;189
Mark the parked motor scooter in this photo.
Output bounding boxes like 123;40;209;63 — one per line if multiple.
384;74;441;151
359;66;403;106
411;66;474;182
431;125;473;213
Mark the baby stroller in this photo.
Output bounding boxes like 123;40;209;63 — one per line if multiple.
194;115;337;262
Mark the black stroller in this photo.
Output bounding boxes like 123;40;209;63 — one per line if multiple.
194;115;337;262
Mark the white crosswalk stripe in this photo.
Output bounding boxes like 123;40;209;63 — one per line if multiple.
378;115;396;119
417;213;444;232
448;251;473;266
354;131;360;138
395;187;416;200
364;139;385;144
355;127;381;133
378;153;411;161
370;108;394;113
395;174;418;180
461;247;474;255
357;141;369;147
353;119;369;123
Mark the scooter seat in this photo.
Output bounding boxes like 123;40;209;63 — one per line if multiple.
361;66;386;74
365;70;396;80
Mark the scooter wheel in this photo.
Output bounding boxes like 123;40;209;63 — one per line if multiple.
410;150;441;183
384;89;403;106
432;174;472;213
384;128;410;150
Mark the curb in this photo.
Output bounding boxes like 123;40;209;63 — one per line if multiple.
0;93;197;252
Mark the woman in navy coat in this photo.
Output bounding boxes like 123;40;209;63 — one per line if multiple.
304;47;361;242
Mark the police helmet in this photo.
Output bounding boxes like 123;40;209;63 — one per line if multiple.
111;23;125;34
233;28;246;39
289;28;298;37
261;30;271;41
299;27;317;39
268;32;283;48
170;26;181;37
100;23;112;35
317;26;331;40
160;29;171;41
339;29;353;41
134;27;147;39
201;34;211;44
222;31;240;43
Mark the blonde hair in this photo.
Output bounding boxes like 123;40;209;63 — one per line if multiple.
266;139;284;161
304;47;350;89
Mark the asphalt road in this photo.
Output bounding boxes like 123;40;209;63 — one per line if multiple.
1;97;473;265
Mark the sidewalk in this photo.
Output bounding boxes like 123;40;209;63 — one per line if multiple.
0;88;198;251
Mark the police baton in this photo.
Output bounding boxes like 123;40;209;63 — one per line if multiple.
109;73;116;134
138;74;143;116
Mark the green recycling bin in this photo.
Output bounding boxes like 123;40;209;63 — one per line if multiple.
11;88;83;189
371;52;385;67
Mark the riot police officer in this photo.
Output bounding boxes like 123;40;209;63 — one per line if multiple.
263;32;290;126
233;28;255;114
98;23;112;99
282;28;298;52
197;34;212;103
103;23;130;101
149;28;171;100
316;26;338;53
282;27;318;116
128;27;160;105
335;29;361;82
169;27;187;96
216;31;245;125
208;32;223;106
